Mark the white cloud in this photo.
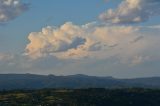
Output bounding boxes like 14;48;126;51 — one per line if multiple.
25;22;90;59
25;22;137;59
147;25;160;29
0;0;28;23
25;22;160;65
0;22;159;77
99;0;160;24
0;53;13;61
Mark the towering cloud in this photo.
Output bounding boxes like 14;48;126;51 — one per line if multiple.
0;0;29;23
99;0;160;24
25;22;160;65
25;22;97;59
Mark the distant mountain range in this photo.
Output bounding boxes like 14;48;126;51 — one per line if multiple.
0;74;160;90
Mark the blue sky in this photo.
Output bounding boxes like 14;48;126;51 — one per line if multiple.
0;0;111;53
0;0;160;78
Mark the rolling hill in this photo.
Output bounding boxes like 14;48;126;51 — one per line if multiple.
0;74;160;90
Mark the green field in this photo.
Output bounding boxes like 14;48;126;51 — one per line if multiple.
0;88;160;106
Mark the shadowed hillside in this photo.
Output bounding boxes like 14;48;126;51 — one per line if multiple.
0;74;160;90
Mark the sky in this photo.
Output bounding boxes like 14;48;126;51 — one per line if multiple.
0;0;160;78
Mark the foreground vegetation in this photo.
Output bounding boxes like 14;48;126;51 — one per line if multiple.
0;88;160;106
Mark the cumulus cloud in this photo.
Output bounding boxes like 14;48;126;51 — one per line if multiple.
25;22;136;59
99;0;160;24
25;22;91;59
25;22;160;65
0;0;29;23
0;22;159;77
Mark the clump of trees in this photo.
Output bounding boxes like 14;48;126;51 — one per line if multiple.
0;88;160;106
